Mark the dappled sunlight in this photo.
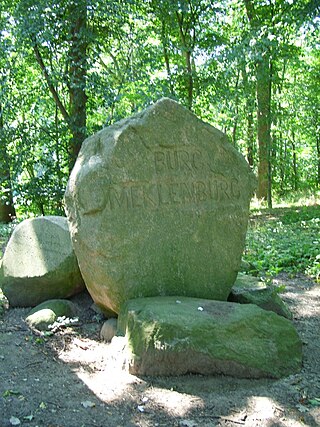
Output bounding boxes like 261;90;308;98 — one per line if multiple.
141;386;204;418
246;396;281;423
57;334;204;416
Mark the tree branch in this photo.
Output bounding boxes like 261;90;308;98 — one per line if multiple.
32;40;70;126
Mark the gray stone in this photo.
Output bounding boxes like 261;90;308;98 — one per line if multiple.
26;299;79;331
100;318;118;342
1;216;85;307
118;296;302;378
229;274;293;319
65;98;256;315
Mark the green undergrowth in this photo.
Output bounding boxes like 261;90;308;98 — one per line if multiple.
1;203;320;283
243;204;320;281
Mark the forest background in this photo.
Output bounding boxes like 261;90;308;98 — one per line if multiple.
0;0;319;220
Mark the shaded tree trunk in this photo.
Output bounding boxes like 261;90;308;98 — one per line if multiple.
232;70;240;147
32;1;88;172
256;57;272;205
244;0;273;207
241;65;255;166
160;20;175;97
0;103;16;222
291;130;299;191
68;0;88;170
176;11;195;111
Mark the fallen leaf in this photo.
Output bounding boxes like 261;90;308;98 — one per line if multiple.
39;401;47;409
81;400;96;408
9;417;21;426
23;414;34;421
3;390;21;398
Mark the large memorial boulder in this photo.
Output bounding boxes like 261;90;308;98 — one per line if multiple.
118;296;302;378
65;98;256;315
1;216;85;307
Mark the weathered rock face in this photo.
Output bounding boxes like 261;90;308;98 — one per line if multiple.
65;98;256;315
118;296;302;378
1;216;85;307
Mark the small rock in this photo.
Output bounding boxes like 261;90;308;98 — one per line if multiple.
100;318;118;342
25;299;79;331
229;273;293;319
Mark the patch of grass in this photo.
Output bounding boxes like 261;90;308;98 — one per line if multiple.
243;204;320;281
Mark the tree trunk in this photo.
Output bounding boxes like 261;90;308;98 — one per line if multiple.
291;131;299;191
241;65;255;166
32;2;88;172
160;20;175;97
68;0;88;170
256;57;272;206
244;0;273;207
176;11;195;111
231;70;240;147
0;103;16;222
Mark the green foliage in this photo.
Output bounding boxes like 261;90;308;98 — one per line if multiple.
0;221;16;257
0;0;319;215
244;205;320;281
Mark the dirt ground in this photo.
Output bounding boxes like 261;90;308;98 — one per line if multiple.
0;273;320;427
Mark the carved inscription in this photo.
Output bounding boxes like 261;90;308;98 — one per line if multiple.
81;147;243;214
154;149;203;173
83;178;241;213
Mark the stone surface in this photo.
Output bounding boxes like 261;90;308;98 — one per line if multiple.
1;216;85;307
118;296;302;378
25;299;79;331
65;98;256;315
229;273;293;319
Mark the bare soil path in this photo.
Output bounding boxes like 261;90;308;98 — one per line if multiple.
0;273;320;427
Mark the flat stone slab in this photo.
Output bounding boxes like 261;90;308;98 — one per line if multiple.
118;296;302;378
1;216;85;307
229;273;293;319
65;98;255;315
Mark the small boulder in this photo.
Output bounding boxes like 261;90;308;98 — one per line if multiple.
1;216;85;307
100;318;118;342
118;296;302;378
229;274;292;319
26;299;79;331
